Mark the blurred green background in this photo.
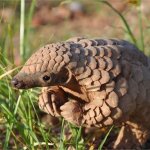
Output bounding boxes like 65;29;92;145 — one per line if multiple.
0;0;150;149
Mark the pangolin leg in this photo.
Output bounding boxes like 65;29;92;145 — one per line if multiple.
60;100;83;126
38;86;67;117
60;98;121;128
113;122;149;149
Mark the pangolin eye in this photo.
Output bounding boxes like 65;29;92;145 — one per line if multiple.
43;75;50;81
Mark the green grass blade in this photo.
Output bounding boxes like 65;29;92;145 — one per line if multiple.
24;0;36;59
59;119;65;150
20;0;25;61
3;94;22;150
138;0;144;51
75;126;82;150
98;126;114;150
100;0;137;45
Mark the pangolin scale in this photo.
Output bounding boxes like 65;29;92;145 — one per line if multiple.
12;37;150;149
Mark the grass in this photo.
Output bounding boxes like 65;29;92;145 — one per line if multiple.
101;0;137;45
0;0;149;149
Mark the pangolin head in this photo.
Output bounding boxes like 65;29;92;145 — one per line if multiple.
11;43;72;89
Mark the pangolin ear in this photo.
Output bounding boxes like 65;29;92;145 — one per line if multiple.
58;67;72;85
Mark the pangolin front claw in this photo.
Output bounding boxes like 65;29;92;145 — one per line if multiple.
38;86;67;117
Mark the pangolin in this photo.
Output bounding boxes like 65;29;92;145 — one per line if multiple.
12;37;150;148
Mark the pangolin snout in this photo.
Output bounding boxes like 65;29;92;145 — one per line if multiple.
11;78;25;89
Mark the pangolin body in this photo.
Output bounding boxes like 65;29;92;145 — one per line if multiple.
12;37;150;148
